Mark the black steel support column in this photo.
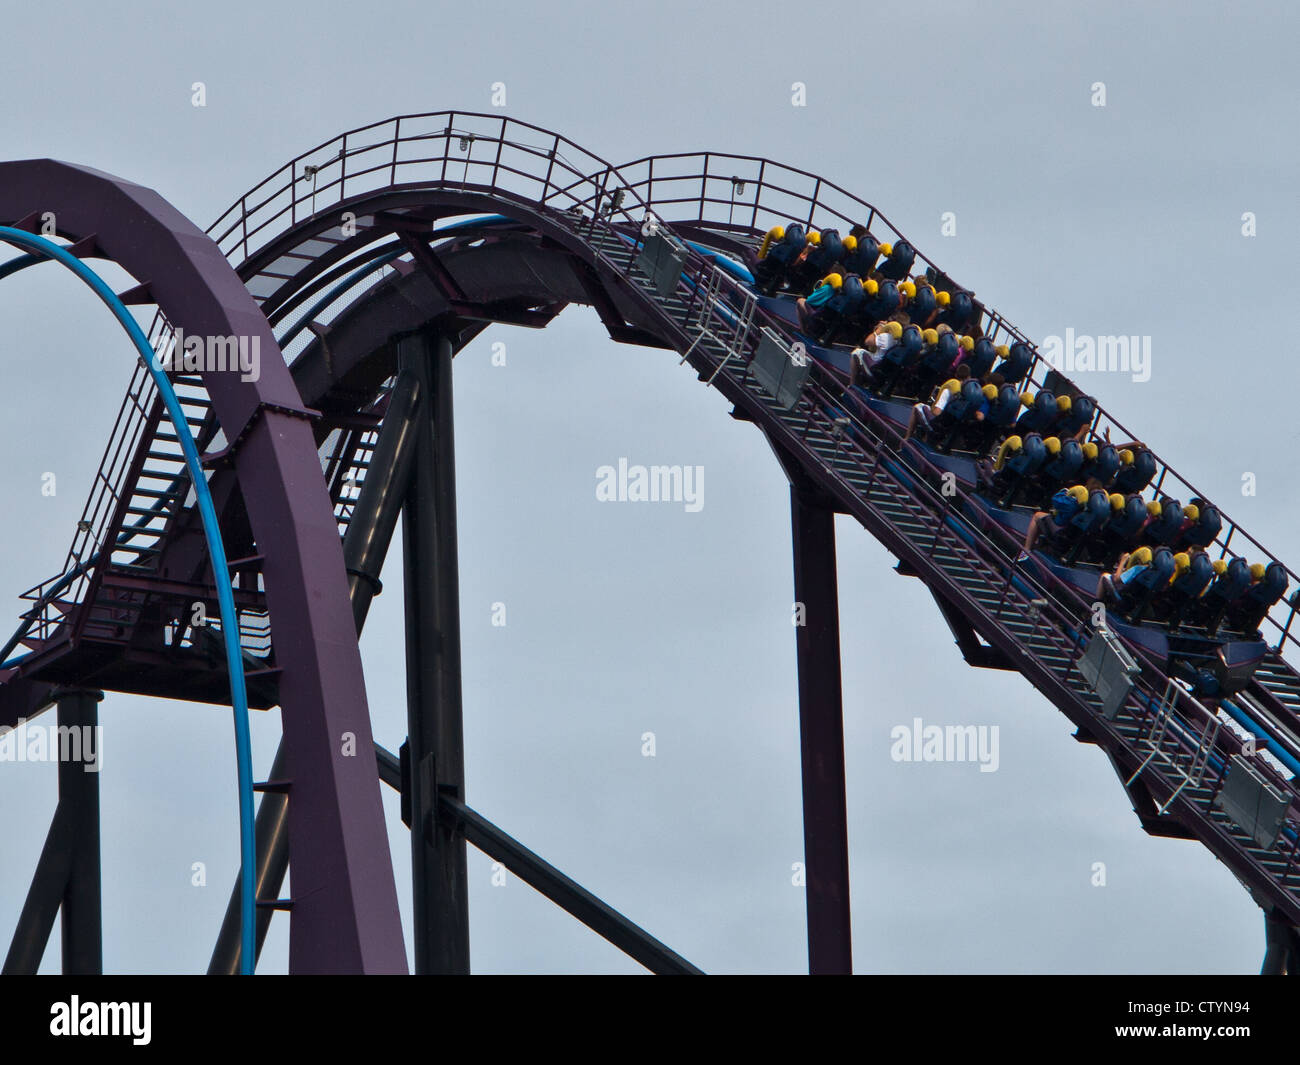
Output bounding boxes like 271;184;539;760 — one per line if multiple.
790;484;853;974
208;370;424;975
1262;910;1299;975
400;330;470;974
6;690;104;974
207;743;290;974
58;689;103;975
2;805;74;974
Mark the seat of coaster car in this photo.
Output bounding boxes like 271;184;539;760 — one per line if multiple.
1057;490;1112;563
1225;562;1290;634
838;387;908;425
1211;639;1269;695
755;293;800;326
1143;497;1184;546
1170;551;1215;598
756;224;806;268
1104;615;1172;659
1147;551;1215;627
915;331;961;384
810;276;871;346
903;446;982;492
877;240;916;281
1036;553;1106;599
994;341;1034;385
1039;437;1084;485
1127;548;1178;592
966;493;1036;536
1094;496;1149;558
926;382;1000;454
1174;636;1270;699
1117;548;1179;623
1113;449;1158;495
843;236;880;277
872;323;922;396
1194;558;1253;622
963;337;998;380
1015;390;1057;435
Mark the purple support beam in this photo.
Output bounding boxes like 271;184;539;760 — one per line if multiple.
0;161;407;973
789;484;853;975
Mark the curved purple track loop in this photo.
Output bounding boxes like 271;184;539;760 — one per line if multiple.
0;160;407;974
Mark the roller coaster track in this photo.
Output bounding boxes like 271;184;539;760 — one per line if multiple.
5;110;1300;973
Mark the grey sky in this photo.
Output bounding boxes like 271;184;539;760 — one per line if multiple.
1;0;1295;973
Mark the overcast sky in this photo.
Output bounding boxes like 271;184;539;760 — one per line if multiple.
1;0;1297;974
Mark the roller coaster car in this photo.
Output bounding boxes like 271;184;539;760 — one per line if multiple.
803;336;1283;673
963;487;1269;671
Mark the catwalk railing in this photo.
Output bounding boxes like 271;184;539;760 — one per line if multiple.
205;111;651;266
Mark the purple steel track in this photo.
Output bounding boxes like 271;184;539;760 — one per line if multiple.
7;112;1300;973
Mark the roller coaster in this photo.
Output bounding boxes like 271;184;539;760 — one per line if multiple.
4;110;1300;975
